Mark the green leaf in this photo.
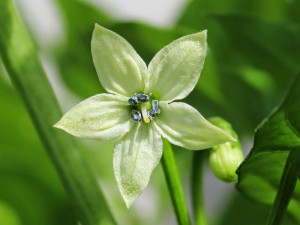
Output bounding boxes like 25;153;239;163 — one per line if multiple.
213;14;300;75
237;73;300;223
217;193;296;225
267;154;298;225
0;78;76;225
177;0;300;29
0;1;116;225
0;201;22;225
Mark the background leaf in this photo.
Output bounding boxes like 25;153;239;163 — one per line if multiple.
237;74;300;223
0;76;75;225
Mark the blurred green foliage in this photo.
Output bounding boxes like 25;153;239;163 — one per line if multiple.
237;74;300;224
0;68;75;225
1;0;300;224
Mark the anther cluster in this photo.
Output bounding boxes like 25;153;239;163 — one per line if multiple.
128;93;160;122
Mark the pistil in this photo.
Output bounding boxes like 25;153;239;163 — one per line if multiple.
141;104;150;123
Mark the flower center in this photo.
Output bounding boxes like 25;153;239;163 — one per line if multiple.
128;93;160;123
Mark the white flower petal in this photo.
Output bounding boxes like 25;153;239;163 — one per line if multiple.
54;93;133;140
154;102;236;150
91;24;147;96
145;31;207;101
113;123;162;208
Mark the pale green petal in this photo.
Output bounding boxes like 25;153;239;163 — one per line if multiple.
145;31;207;101
54;93;133;140
153;102;236;150
113;123;162;208
91;24;147;96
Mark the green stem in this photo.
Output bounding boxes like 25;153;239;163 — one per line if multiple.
191;151;207;225
0;1;116;225
161;138;192;225
267;151;298;225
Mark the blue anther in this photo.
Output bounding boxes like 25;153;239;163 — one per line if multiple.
148;112;155;121
131;109;142;122
150;100;160;115
137;93;152;102
148;100;160;121
128;93;138;106
128;93;159;122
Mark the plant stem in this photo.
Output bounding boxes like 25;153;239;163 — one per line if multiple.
267;151;298;225
161;138;192;225
191;151;207;225
0;1;116;225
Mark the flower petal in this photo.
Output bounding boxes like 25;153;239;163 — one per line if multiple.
113;123;162;208
54;93;133;140
154;102;236;150
91;24;147;96
145;31;207;101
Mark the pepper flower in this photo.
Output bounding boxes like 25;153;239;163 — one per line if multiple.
54;24;235;207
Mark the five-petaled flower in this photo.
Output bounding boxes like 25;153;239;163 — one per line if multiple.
54;24;235;207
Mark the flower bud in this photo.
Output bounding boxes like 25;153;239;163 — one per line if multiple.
208;117;244;182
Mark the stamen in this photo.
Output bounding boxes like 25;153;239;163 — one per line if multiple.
148;113;154;121
128;93;138;106
128;93;160;123
141;104;150;123
131;109;142;122
150;100;160;115
137;93;152;102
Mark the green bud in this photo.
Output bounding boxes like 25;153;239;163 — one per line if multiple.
208;117;244;182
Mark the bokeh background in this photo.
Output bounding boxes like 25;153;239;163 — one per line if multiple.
1;0;300;224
